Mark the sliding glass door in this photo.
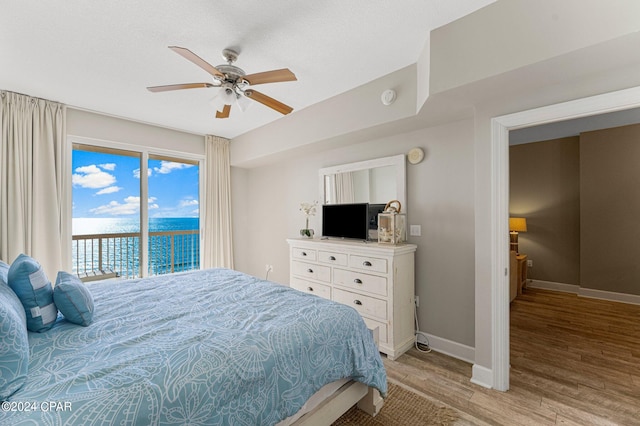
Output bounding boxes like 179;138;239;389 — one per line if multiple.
71;144;200;280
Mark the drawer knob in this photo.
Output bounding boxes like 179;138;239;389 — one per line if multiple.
301;251;307;256
307;268;314;273
354;299;362;306
363;261;372;267
307;286;314;292
329;256;336;261
354;278;363;284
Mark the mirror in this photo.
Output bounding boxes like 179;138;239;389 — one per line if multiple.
319;154;406;210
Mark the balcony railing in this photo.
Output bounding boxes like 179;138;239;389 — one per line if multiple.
72;230;200;281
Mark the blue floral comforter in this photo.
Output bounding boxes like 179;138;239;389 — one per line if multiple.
1;268;387;425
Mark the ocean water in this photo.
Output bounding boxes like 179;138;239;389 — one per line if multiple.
73;217;199;235
72;217;200;278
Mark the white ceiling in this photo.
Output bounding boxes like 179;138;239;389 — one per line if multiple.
0;0;494;139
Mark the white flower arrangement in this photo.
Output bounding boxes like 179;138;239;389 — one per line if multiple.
299;201;318;217
299;201;318;237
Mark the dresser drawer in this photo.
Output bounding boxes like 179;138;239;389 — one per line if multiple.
292;247;317;261
349;255;387;274
318;250;348;266
291;261;331;283
290;277;331;300
333;288;387;321
333;268;387;297
362;317;388;344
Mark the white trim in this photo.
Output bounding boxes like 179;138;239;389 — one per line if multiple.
419;332;475;365
579;288;640;306
488;117;510;391
470;365;493;389
527;280;640;306
489;85;640;393
527;280;579;294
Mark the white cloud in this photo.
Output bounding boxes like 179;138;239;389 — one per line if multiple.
179;199;199;207
90;196;158;216
133;168;152;179
100;163;116;171
72;165;116;189
96;186;122;195
153;161;194;174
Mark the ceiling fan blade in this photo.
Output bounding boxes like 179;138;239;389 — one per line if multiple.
168;46;224;79
147;82;216;93
216;104;231;119
243;69;297;86
245;90;293;115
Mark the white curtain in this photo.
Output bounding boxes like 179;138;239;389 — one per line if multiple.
0;91;69;280
335;171;355;203
203;135;234;269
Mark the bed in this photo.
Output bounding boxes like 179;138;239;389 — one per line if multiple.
0;266;386;425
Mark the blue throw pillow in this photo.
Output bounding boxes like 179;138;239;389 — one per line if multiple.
54;271;94;326
0;282;29;399
8;254;57;332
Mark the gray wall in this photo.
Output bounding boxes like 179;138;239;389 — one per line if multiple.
231;118;477;348
510;124;640;296
509;137;580;285
580;124;640;295
68;109;204;154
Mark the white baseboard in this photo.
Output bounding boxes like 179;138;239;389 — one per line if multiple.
527;279;579;294
527;280;640;306
417;332;475;364
579;287;640;306
470;364;493;389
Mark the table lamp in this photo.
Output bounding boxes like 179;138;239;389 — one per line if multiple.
509;217;527;253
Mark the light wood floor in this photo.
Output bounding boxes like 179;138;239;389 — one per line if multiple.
384;287;640;425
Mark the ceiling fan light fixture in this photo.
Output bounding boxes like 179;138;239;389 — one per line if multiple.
150;46;295;118
236;93;251;112
210;86;236;110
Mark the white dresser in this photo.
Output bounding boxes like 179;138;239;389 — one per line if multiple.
286;238;417;360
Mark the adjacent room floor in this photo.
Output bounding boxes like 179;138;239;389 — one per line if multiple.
384;288;640;425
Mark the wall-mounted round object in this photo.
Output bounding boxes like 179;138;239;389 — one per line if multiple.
407;147;425;164
381;89;397;106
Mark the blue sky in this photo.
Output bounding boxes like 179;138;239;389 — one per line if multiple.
72;150;199;218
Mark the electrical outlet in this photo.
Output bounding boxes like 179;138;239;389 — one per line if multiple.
409;225;422;237
414;295;419;307
265;264;273;273
527;259;533;268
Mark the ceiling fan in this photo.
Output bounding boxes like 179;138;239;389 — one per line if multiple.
147;46;297;119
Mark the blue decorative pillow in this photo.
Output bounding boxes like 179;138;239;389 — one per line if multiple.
8;254;58;332
0;282;29;399
54;271;94;326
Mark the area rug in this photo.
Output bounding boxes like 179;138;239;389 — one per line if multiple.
332;381;458;426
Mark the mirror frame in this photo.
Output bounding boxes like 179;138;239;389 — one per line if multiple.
318;154;407;211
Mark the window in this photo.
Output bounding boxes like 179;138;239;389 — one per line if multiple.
71;144;200;280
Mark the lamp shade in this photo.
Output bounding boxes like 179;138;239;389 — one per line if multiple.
210;87;237;110
509;217;527;232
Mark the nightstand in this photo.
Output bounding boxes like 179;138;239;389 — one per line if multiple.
516;254;528;295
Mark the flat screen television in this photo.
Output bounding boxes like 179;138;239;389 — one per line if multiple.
322;203;369;240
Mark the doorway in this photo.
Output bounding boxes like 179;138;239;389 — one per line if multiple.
489;86;640;391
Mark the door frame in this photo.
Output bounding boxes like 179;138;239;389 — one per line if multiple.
490;85;640;391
